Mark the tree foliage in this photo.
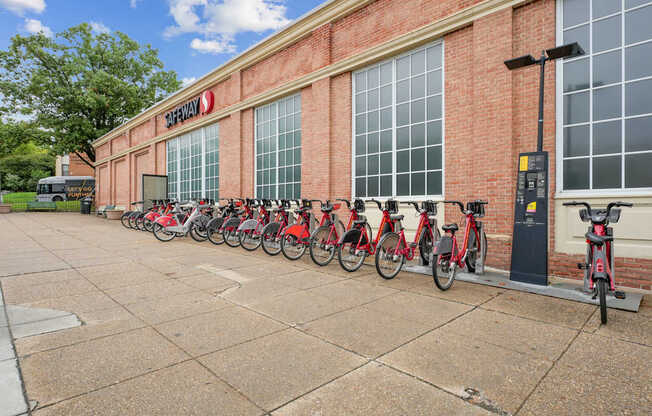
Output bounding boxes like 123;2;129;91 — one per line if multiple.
0;152;55;192
0;23;181;167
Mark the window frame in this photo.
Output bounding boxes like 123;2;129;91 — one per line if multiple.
351;39;446;201
555;0;652;196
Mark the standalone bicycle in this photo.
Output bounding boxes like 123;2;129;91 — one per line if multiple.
375;201;440;279
260;200;295;256
308;199;349;266
432;200;488;290
563;200;632;324
337;199;396;272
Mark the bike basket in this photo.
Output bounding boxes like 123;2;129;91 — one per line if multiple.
332;203;341;210
434;236;453;256
421;200;437;215
353;199;365;213
579;209;590;222
302;199;312;209
467;202;485;218
608;208;621;223
385;199;398;214
263;199;272;208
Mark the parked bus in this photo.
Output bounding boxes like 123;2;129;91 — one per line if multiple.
36;176;95;202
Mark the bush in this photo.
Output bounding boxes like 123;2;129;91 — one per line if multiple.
0;153;54;192
3;173;23;192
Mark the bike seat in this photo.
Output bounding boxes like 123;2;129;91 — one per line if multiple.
321;204;334;213
442;223;459;232
390;214;404;221
585;232;613;246
353;219;367;225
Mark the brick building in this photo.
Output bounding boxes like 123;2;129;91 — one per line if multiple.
55;154;95;177
92;0;652;290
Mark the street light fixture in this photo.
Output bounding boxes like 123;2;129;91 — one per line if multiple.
504;42;584;152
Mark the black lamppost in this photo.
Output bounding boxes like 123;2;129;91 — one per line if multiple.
503;42;584;286
504;42;584;151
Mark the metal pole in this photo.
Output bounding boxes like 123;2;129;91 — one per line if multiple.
537;51;546;152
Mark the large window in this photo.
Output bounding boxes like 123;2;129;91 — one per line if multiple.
558;0;652;191
166;122;219;200
353;41;444;198
255;94;302;199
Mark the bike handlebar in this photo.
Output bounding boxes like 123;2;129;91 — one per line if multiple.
368;199;382;210
401;201;421;212
336;198;351;209
443;200;465;213
564;200;633;217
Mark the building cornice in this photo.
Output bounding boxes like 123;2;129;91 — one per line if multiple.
94;0;528;166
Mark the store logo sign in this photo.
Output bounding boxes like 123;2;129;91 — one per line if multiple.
164;90;214;128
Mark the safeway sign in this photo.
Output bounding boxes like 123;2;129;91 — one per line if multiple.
165;90;214;128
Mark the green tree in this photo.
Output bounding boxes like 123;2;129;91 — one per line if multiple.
0;23;181;167
0;152;55;191
0;120;48;158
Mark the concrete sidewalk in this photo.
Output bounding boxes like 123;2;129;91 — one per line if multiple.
0;212;650;415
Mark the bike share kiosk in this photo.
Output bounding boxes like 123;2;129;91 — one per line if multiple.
504;42;584;285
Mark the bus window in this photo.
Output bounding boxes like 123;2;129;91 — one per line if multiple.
38;184;51;194
52;184;65;193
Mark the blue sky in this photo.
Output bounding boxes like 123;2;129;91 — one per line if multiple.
0;0;326;86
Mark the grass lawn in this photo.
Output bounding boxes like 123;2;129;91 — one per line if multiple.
2;192;36;203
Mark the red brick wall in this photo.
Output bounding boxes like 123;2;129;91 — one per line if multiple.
94;0;651;289
68;153;94;176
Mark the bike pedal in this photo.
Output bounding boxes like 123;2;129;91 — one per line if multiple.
577;263;589;270
614;291;626;300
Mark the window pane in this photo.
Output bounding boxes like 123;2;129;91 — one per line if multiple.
593;121;622;155
593;50;621;87
627;0;651;9
593;85;621;121
357;134;368;155
564;58;589;92
355;156;365;176
397;80;409;103
411;51;425;75
397;150;409;173
397;56;410;80
564;0;590;28
380;85;392;107
593;0;620;18
427;70;443;95
625;5;652;45
411;75;425;99
368;67;379;88
427;171;442;195
368;154;379;175
397;174;410;196
411;123;425;147
427;120;442;145
397;127;410;150
380;175;392;196
626;153;652;187
380;108;392;130
564;158;590;189
356;114;366;134
411;148;425;171
355;178;366;197
368;88;379;111
380;63;392;85
411;99;425;124
593;156;622;188
368;132;379;153
626;41;652;81
397;103;410;126
625;115;652;152
427;95;442;120
427;146;442;170
411;173;425;195
427;45;442;70
626;78;652;116
564;91;590;124
593;15;621;53
380;153;392;174
368;111;379;132
380;130;392;152
564;25;590;52
368;176;379;197
355;93;366;114
355;72;366;92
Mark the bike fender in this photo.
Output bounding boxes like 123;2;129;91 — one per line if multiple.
339;229;367;245
223;217;241;230
237;219;259;232
434;236;452;256
285;224;309;239
155;215;177;227
262;221;281;235
144;212;159;221
206;217;224;231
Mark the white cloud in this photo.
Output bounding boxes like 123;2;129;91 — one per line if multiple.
190;38;235;55
0;0;45;15
181;76;197;86
89;21;111;34
24;18;52;37
129;0;140;7
164;0;291;55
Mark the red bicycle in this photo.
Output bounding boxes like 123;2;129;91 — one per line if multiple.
280;199;318;260
260;200;295;256
375;201;440;279
222;198;255;248
237;199;273;251
432;200;488;290
563;200;632;324
308;199;352;266
337;199;396;272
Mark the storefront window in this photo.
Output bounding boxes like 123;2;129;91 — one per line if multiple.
559;0;652;191
166;122;219;200
353;41;444;198
255;94;302;199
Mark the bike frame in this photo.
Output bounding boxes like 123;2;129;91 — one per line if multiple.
392;211;436;261
154;202;201;234
442;213;480;268
351;207;394;256
283;207;313;244
313;202;356;248
589;223;615;291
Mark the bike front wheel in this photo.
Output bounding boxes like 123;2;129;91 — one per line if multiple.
418;228;435;266
120;211;132;229
309;226;336;266
223;228;241;247
261;228;282;255
189;223;208;242
239;229;262;251
466;228;487;273
597;278;608;324
153;223;176;242
281;233;306;260
433;254;457;291
375;232;404;279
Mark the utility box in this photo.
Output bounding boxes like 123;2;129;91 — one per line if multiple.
510;151;548;285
